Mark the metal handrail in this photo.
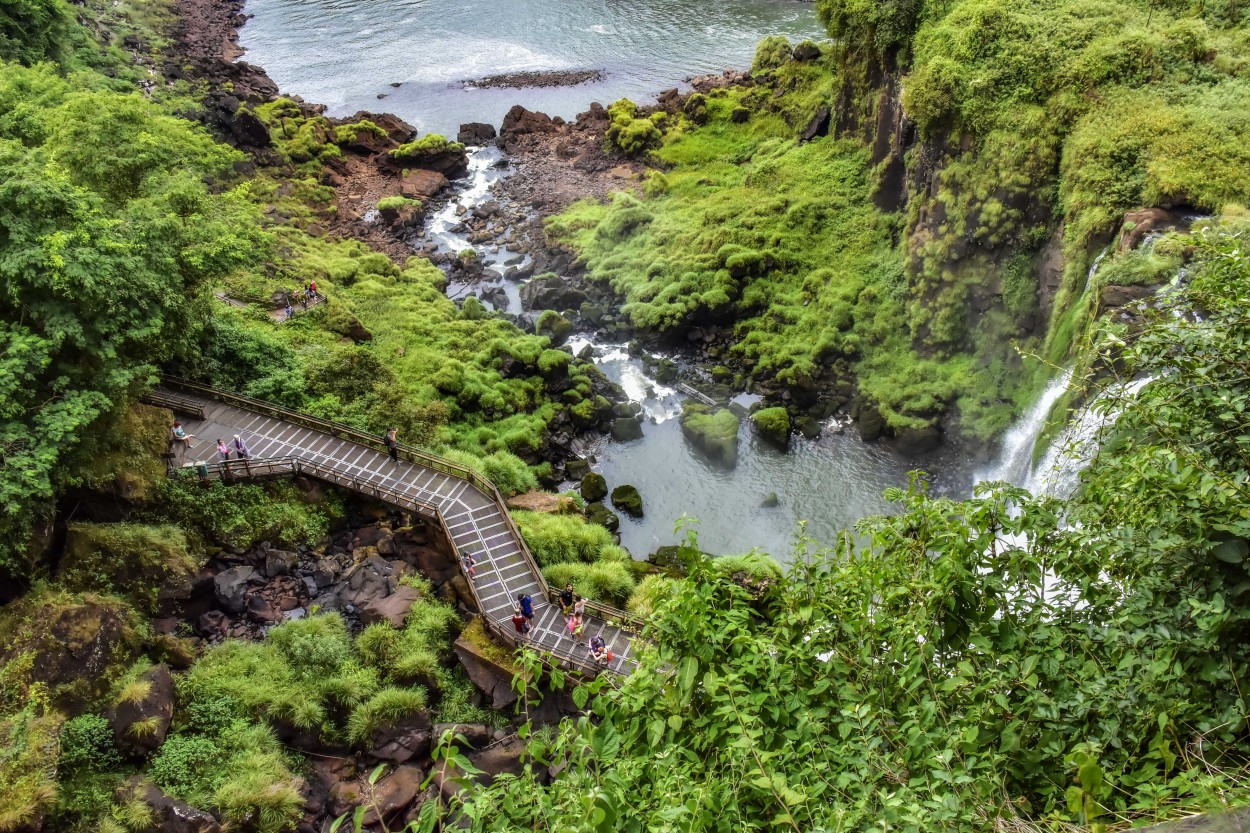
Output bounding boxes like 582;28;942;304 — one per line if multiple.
178;456;613;676
160;376;641;632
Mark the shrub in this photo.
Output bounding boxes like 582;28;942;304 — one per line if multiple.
752;35;792;72
58;714;122;775
514;511;622;567
542;561;637;607
626;573;675;617
606;99;663;157
58;523;199;614
346;687;428;746
356;596;460;685
147;734;227;806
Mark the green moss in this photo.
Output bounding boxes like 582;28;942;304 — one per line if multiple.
458;616;521;675
750;407;791;448
389;134;464;164
679;404;740;465
514;510;627;567
605;99;663;157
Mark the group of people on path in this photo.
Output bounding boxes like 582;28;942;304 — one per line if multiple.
283;281;319;319
509;583;614;668
169;421;250;464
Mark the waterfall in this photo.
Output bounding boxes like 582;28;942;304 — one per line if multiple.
976;367;1074;487
1024;376;1152;498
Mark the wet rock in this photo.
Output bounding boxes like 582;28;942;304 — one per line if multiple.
1118;207;1186;253
369;711;433;764
468;737;527;786
565;458;591;480
580;472;608;502
585;501;620;532
521;273;589;311
610;417;644;442
359;585;421;628
610;484;644;518
107;664;175;757
679;403;739;466
213;565;258;614
1099;283;1156;314
894;424;942;457
458;122;498;145
761;492;780;509
854;398;885;443
245;592;281;624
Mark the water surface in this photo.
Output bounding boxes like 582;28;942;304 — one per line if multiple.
239;0;823;136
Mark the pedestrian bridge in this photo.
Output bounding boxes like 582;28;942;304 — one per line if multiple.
147;378;640;677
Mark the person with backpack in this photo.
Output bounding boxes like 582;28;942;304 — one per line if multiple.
517;592;534;624
462;551;476;579
384;427;399;463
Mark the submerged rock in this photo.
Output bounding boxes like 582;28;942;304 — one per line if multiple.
585;501;620;531
750;406;791;450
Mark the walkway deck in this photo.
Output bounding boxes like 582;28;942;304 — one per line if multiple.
150;381;638;676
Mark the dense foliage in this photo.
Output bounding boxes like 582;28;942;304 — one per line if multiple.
408;228;1250;831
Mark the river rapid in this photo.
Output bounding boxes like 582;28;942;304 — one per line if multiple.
239;0;999;561
238;0;823;137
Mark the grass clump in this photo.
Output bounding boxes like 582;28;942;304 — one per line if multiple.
356;594;461;686
346;686;428;746
514;511;628;567
389;134;463;164
542;560;637;608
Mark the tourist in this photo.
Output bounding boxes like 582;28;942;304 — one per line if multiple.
284;299;293;319
299;291;308;310
511;604;528;638
517;592;534;624
216;439;231;462
309;279;317;297
560;583;575;615
566;609;583;638
384;427;399;463
573;595;586;619
233;434;250;459
462;551;476;579
170;421;195;457
589;634;606;654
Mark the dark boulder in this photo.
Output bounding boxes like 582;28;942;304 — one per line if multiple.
358;585;421;628
400;168;450;201
521;273;589;311
230;107;271;147
107;664;175;758
432;722;493;751
610;417;644;442
363;764;426;827
791;41;822;61
800;106;831;143
730;106;750;124
213;566;258;614
854;399;885;443
579;472;608;502
457;122;498;145
117;777;220;833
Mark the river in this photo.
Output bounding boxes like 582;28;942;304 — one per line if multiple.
238;0;823;137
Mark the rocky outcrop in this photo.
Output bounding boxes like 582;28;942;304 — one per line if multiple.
521;273;589;311
399;168;449;201
453;624;523;711
368;711;433;764
585;501;620;532
457;122;497;145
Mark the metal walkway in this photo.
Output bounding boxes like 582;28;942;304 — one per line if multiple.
150;380;639;676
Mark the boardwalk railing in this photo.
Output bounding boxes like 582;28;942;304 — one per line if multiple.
158;377;644;663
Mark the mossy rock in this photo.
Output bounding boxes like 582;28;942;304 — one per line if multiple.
580;472;608;502
761;492;780;508
679;403;739;466
610;485;644;518
751;407;791;450
585;501;620;532
0;588;143;712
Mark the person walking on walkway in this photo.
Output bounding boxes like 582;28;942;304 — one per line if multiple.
517;592;534;624
216;439;232;462
560;583;575;615
384;427;399;463
573;595;586;620
462;551;476;579
233;434;250;460
511;604;529;638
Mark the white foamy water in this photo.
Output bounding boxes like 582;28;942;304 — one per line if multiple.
975;367;1074;487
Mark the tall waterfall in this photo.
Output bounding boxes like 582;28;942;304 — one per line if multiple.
975;368;1074;486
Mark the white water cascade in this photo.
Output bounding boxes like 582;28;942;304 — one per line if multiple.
1024;376;1152;498
975;367;1074;486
